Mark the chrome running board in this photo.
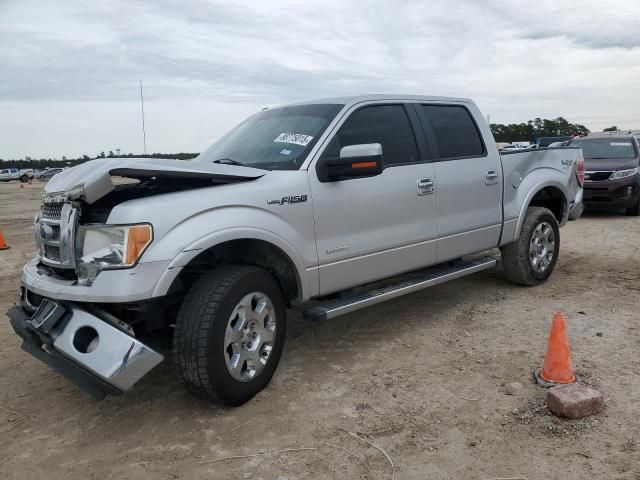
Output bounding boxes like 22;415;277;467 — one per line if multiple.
303;256;497;321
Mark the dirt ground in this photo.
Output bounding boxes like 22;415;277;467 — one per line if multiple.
1;180;639;479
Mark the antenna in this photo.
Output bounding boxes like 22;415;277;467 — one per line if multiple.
139;80;147;155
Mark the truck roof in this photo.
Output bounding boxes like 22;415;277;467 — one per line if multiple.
279;94;474;108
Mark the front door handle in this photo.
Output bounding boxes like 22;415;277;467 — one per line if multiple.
485;170;499;185
417;178;435;196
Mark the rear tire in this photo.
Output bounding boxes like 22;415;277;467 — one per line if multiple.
501;207;560;286
19;174;29;183
173;265;286;405
625;198;640;216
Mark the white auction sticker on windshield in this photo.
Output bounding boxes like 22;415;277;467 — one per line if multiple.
611;142;630;146
274;133;314;146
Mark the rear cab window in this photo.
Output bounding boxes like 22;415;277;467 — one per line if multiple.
419;105;485;160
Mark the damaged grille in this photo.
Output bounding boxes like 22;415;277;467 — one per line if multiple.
37;198;78;269
44;245;61;262
42;202;64;220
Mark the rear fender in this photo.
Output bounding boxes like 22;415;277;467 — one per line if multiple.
501;174;570;246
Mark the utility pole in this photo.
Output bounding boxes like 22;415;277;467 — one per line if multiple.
140;81;147;155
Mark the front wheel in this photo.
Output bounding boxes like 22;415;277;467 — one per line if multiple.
173;265;286;405
625;198;640;216
501;207;560;286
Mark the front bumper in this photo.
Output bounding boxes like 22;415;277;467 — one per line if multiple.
21;257;171;303
583;176;640;208
7;299;163;399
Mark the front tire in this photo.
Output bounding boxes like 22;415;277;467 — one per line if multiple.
501;207;560;286
173;265;286;405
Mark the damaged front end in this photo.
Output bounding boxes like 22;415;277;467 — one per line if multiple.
11;157;266;398
36;157;265;284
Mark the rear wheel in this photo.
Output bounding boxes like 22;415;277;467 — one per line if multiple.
19;174;29;183
501;207;560;286
173;265;286;405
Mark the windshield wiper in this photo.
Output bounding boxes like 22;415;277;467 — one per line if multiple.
212;158;244;166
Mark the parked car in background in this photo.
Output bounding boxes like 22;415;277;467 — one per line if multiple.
567;135;640;215
35;168;64;181
0;168;34;182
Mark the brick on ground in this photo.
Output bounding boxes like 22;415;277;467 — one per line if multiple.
546;383;604;419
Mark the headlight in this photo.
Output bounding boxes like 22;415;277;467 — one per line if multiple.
610;167;639;180
75;224;153;284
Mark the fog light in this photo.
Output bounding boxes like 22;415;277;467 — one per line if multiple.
627;187;633;198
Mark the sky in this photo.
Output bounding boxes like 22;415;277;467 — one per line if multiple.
1;0;639;159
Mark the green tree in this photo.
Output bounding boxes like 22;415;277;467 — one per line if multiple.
603;126;618;132
490;116;590;143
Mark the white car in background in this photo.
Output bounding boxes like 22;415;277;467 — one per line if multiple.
0;168;34;182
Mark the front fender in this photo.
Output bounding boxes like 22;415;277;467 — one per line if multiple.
145;206;318;301
150;223;315;304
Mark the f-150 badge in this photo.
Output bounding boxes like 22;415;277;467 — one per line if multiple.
268;195;308;205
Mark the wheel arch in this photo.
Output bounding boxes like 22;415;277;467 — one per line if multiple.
153;229;310;305
504;181;569;246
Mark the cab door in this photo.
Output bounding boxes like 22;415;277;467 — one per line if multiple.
415;103;502;262
308;103;439;295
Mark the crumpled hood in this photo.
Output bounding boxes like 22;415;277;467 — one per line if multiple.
44;158;267;204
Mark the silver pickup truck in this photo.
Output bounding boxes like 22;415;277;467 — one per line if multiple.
7;95;584;405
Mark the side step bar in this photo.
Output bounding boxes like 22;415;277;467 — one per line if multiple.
303;256;497;321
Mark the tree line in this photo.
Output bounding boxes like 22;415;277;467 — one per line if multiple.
490;117;590;143
0;152;199;169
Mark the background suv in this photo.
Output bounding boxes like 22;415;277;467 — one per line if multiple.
568;135;640;216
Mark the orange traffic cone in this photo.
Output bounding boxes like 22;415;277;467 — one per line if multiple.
535;312;576;387
0;230;9;250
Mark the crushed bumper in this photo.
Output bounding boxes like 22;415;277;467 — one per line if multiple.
7;299;163;400
21;257;171;303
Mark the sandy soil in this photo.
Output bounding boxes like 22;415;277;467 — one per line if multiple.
1;181;639;479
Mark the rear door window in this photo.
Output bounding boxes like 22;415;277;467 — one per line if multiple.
322;105;420;166
421;105;485;159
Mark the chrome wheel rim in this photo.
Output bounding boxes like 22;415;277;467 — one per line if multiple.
224;292;277;382
529;221;555;273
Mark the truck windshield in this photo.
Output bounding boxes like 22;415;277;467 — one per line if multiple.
569;139;637;159
195;103;343;170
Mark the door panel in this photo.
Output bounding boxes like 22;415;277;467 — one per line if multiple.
309;103;438;295
417;104;502;261
433;158;502;261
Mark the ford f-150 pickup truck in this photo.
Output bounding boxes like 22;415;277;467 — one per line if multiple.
7;95;584;405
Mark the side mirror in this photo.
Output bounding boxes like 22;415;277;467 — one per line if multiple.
318;143;383;182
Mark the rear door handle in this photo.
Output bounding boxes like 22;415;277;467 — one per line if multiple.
485;170;499;185
417;178;435;196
